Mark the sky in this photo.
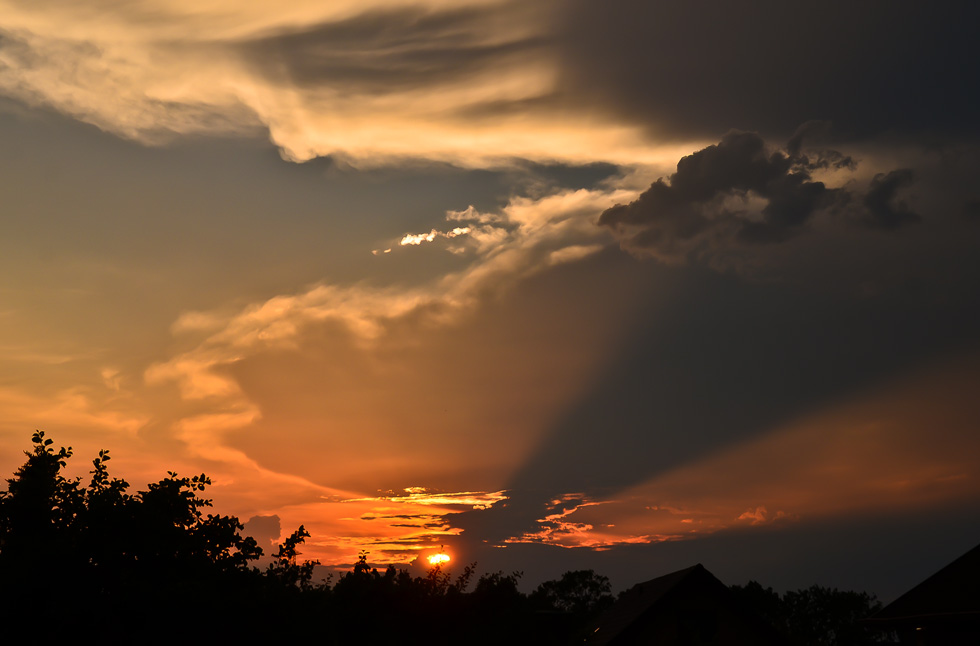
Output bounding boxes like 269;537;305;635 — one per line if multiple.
1;0;979;600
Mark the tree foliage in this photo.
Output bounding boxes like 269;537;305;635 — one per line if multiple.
531;569;614;615
0;432;550;642
0;432;894;644
731;580;889;645
0;431;303;637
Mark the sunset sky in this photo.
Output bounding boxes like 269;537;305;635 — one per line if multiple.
1;0;979;599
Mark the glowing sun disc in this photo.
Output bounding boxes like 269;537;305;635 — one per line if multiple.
428;553;450;566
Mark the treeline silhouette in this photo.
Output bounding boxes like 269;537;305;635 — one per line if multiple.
0;432;612;643
0;433;882;644
729;581;885;645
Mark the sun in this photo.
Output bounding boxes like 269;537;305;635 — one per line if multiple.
427;552;450;566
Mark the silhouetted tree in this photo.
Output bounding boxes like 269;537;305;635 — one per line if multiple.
0;431;273;636
527;570;615;644
1;432;893;645
730;580;786;634
731;580;888;645
0;431;85;606
266;524;319;590
782;585;885;646
532;569;614;615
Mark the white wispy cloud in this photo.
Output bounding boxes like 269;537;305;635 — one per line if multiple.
399;227;471;246
144;182;642;476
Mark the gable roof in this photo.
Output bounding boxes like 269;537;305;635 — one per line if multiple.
870;541;980;625
585;563;783;645
586;564;705;644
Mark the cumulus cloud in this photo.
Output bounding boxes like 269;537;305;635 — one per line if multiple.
598;130;917;265
598;131;847;262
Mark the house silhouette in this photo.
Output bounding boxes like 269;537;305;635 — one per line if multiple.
585;564;787;645
867;540;980;645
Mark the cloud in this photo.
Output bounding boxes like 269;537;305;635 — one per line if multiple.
497;492;738;550
264;486;508;567
2;0;976;171
346;487;508;510
501;494;653;550
239;5;545;94
547;244;604;266
142;182;638;503
735;506;791;526
399;227;471;247
613;350;980;531
862;169;919;229
598;131;849;263
243;514;282;553
598;130;922;266
0;384;147;436
0;0;695;167
483;352;980;556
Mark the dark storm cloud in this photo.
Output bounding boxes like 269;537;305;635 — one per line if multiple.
597;130;870;262
558;0;980;139
862;169;919;229
598;126;929;263
785;121;856;171
239;6;544;94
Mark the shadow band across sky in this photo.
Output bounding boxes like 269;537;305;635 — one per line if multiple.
455;263;980;544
